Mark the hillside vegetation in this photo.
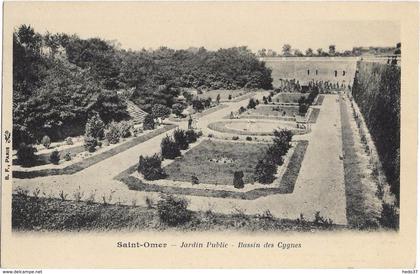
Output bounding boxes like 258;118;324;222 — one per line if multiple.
13;25;272;147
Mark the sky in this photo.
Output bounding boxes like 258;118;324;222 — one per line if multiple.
10;2;401;53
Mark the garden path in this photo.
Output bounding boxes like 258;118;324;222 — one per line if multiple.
13;94;347;225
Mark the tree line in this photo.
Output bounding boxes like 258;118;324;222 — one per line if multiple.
257;43;401;57
13;25;273;147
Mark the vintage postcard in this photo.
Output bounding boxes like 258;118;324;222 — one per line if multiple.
1;1;418;269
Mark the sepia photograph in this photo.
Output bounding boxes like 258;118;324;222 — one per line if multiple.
1;1;418;269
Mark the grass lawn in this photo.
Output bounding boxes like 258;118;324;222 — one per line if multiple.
308;108;320;123
196;90;247;101
272;92;307;104
115;141;309;200
314;95;325;105
13;124;177;179
12;194;340;232
242;105;300;118
339;97;382;229
164;140;269;185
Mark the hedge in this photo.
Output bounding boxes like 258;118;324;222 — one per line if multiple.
351;62;400;201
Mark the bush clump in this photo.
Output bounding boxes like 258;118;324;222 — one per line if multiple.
104;122;120;144
233;171;244;189
65;137;73;145
157;195;191;226
246;136;253;141
138;154;166;180
16;143;37;167
117;120;133;138
63;152;72;161
185;130;199;143
143;114;155;130
85;113;105;139
41;135;51;149
161;136;181;159
173;129;189;150
84;136;97;152
49;150;60;165
254;158;277;184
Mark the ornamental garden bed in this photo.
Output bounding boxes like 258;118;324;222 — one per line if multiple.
115;140;308;200
13;124;177;179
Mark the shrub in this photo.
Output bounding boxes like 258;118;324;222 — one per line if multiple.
41;135;51;149
265;145;284;166
49;150;60;165
105;122;120;144
138;154;166;180
63;152;72;161
228;94;232;100
16;143;37;167
157;195;191;226
85;113;105;139
238;106;246;114
173;129;189;150
84;136;97;152
246;136;253;141
143;114;155;130
118;121;133;138
191;175;199;185
233;171;244;189
247;98;257;109
65;137;73;145
232;136;239;140
185;130;198;143
172;103;185;117
152;104;171;119
380;202;399;229
161;136;181;159
208;133;214;138
254;159;277;184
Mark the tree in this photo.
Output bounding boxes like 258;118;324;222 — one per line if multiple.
138;154;166;180
85;112;105;139
233;171;244;189
157;195;191;226
173;129;189;150
305;48;314;57
161;136;181;159
192;99;204;112
49;150;60;165
254;158;277;184
16;143;37;167
316;48;324;56
282;44;292;56
41;135;51;149
152;104;171;119
294;49;304;57
143;114;155;130
328;45;336;56
247;98;257;109
172;103;185;117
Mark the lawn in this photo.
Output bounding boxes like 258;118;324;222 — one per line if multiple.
164;140;269;185
242;105;300;118
339;96;382;229
196;89;248;101
12;194;340;232
272;92;307;104
116;141;309;200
